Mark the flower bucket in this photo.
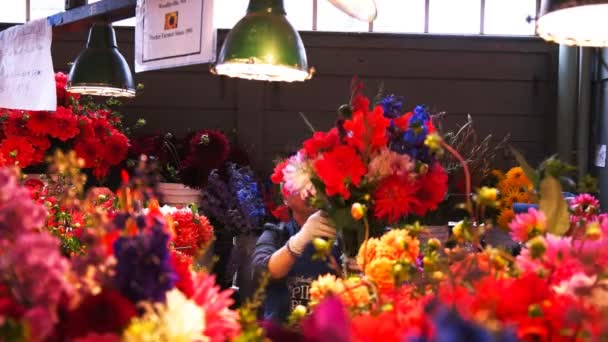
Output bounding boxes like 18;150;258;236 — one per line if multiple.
157;182;201;207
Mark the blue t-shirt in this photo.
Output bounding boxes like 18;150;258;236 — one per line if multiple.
252;220;341;322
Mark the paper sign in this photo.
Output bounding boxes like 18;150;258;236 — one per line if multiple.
0;19;56;111
135;0;216;72
596;144;606;168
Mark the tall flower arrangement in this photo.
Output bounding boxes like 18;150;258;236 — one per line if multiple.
271;81;448;256
0;72;140;180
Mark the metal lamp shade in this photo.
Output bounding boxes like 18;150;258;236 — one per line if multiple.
67;23;136;97
537;0;608;46
212;0;313;82
327;0;377;22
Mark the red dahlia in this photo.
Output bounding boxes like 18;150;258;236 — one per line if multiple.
302;128;340;158
373;175;420;224
271;159;288;184
3;110;30;137
26;111;54;135
103;131;129;165
313;145;367;199
170;211;214;256
74;139;101;167
170;250;194;298
49;107;79;141
411;162;448;216
343;106;390;154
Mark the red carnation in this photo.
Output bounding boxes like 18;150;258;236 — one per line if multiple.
271;159;288;184
302;128;340;158
313;145;367;199
0;136;36;167
103;131;129;166
373;175;420;224
26;111;55;135
49;107;79;141
343;106;390;154
63;289;137;339
411;162;447;216
170;250;194;298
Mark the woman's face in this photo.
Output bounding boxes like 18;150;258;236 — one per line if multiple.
284;192;316;218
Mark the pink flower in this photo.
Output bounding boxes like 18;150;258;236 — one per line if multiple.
509;208;546;242
191;273;240;342
366;147;414;182
282;152;316;199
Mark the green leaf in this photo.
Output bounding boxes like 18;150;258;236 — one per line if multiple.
509;146;539;186
539;176;570;236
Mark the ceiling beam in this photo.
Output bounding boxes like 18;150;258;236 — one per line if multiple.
48;0;136;33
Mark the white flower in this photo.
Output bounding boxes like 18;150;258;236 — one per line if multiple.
553;272;596;297
283;152;316;199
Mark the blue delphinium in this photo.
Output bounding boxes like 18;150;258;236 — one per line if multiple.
113;218;176;303
201;163;266;236
389;105;434;163
379;94;405;119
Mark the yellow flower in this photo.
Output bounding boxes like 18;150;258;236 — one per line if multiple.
477;186;498;206
351;202;366;221
309;274;370;310
497;209;515;230
378;229;420;262
424;133;443;154
310;274;345;305
340;276;372;309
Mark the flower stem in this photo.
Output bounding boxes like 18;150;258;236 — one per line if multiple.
441;140;473;218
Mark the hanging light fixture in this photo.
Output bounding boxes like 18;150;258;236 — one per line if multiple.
537;0;608;47
212;0;313;82
66;23;136;97
327;0;377;23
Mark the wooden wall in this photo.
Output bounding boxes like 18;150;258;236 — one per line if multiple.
42;26;559;174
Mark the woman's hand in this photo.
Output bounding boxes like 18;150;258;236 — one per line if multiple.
287;211;336;256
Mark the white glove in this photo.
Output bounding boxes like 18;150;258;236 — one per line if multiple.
287;211;336;256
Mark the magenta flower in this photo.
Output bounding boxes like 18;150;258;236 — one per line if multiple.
509;208;546;242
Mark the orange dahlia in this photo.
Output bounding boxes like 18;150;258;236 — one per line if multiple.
365;257;395;293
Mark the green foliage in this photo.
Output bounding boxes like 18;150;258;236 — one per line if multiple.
0;318;27;342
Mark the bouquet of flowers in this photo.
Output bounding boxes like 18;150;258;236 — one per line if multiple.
0;72;142;180
0;157;240;342
130;129;233;189
271;81;448;257
275;183;608;342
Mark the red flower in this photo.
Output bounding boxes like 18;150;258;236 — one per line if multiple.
373;175;420;223
3;110;30;137
28;134;51;164
351;94;370;113
63;289;137;339
91;117;112;140
0;136;36;167
314;145;367;199
93;163;111;180
272;204;291;222
49;107;79;141
343;106;390;154
271;159;289;184
411;162;448;216
26;111;54;135
170;211;214;256
170;250;194;298
302;128;340;158
103;131;129;166
179;130;230;188
393;112;412;131
74;139;101;167
351;311;404;342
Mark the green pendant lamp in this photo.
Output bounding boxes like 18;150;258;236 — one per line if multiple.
327;0;377;22
212;0;313;82
537;0;608;46
66;23;136;97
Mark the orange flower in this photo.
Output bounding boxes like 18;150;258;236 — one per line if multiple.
356;237;379;272
497;208;515;230
310;274;345;305
366;257;395;293
503;167;532;189
378;229;420;262
310;274;371;310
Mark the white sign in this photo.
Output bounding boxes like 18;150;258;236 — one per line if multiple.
0;19;56;111
596;144;606;168
135;0;216;72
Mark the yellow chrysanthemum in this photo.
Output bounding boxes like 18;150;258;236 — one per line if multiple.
310;274;345;304
310;274;371;310
365;257;396;293
497;208;515;229
340;276;372;309
504;167;532;189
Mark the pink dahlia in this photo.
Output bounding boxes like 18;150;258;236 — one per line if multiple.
191;273;240;342
509;208;546;242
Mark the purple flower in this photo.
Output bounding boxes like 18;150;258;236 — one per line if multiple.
379;95;405;119
0;169;46;240
302;296;351;342
113;219;176;303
